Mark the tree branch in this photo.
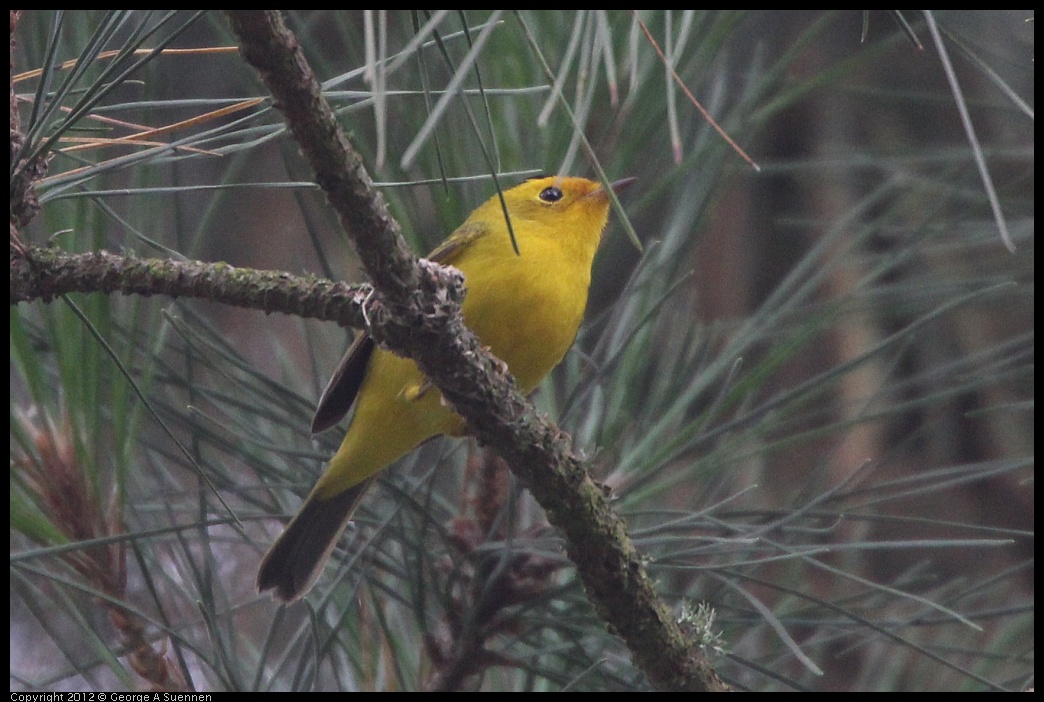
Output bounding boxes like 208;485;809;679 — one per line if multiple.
224;10;727;692
9;244;374;325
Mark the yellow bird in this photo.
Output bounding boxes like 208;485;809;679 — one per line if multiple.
257;175;634;602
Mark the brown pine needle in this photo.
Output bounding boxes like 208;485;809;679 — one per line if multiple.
12;46;242;84
55;97;264;155
634;12;760;172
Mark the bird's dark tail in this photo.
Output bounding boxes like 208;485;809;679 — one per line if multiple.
256;477;375;603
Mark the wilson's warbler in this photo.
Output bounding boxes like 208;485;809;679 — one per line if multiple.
257;175;634;602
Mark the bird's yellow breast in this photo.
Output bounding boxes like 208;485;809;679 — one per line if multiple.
455;228;592;392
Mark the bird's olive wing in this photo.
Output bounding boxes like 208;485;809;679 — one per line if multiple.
310;333;375;434
310;222;489;433
426;221;488;266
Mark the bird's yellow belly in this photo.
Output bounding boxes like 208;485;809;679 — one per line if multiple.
314;247;590;499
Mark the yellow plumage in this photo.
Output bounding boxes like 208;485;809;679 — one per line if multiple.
258;175;633;602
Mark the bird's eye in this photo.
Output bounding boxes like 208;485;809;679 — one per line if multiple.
539;186;563;203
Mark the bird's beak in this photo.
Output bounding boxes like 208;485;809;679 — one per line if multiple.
608;177;637;195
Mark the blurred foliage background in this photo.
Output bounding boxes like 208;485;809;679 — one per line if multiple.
10;10;1033;691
